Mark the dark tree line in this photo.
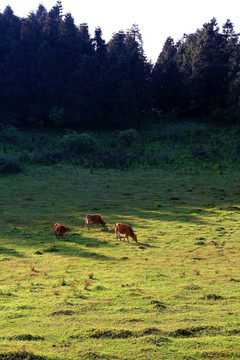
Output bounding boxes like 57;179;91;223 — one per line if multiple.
0;2;240;130
152;18;240;122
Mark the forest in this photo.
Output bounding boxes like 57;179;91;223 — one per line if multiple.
0;1;240;130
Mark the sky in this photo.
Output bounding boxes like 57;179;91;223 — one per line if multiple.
1;0;240;63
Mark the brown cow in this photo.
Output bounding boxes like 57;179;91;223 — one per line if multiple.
54;223;70;238
108;223;137;243
85;214;106;230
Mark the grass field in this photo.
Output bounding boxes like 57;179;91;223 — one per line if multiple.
0;163;240;359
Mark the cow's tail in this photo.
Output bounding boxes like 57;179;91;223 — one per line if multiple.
108;224;115;231
85;215;89;228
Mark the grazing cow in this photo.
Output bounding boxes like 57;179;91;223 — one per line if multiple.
85;214;106;230
54;223;70;238
108;223;137;243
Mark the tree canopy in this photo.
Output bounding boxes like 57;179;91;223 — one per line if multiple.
0;2;240;129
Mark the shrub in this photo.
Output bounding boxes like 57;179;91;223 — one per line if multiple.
165;122;208;140
0;155;23;174
145;150;173;166
49;106;65;126
118;128;141;147
61;131;99;155
0;126;24;144
100;149;140;169
34;150;66;164
191;146;209;160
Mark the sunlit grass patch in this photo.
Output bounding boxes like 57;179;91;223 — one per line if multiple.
0;164;240;358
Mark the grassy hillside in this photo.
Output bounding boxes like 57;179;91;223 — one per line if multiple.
1;161;240;359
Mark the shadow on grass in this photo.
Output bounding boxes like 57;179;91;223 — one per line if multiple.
0;194;232;261
130;207;211;226
69;231;113;248
0;231;117;261
0;351;50;360
0;246;24;258
107;204;212;232
46;243;116;261
51;231;117;260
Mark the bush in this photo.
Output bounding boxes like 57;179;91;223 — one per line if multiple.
118;128;141;147
49;106;65;126
191;146;209;160
100;149;142;169
0;155;23;174
34;150;66;164
0;126;24;145
61;131;99;155
145;150;174;166
165;122;208;140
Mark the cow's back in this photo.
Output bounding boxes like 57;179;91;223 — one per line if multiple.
54;223;69;235
116;223;131;235
86;214;105;226
116;223;137;242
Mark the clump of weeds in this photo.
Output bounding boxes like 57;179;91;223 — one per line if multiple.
84;279;92;290
60;276;67;286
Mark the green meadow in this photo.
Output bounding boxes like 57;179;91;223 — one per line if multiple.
1;122;240;359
